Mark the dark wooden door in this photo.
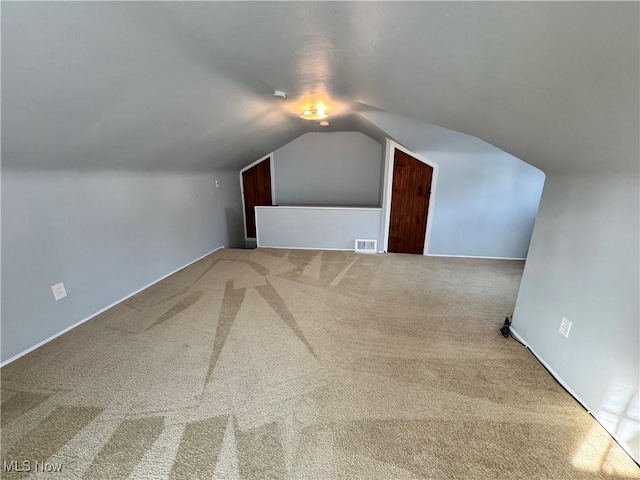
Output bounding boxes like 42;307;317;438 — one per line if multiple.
388;149;433;254
242;158;273;238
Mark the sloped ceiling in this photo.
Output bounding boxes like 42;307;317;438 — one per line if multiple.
2;2;638;173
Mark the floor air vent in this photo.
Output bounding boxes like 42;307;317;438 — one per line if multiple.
355;239;377;254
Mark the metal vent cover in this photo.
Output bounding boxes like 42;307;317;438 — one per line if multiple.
355;239;377;253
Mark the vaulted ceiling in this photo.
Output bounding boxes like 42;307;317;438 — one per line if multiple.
2;2;638;174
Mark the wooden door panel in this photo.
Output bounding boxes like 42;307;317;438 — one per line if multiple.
242;158;272;238
409;161;432;252
388;149;433;254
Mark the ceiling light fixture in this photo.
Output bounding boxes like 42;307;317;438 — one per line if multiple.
300;105;328;120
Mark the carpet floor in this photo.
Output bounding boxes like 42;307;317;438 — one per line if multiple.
1;248;638;479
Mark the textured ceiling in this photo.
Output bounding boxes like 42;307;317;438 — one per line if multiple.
2;2;638;173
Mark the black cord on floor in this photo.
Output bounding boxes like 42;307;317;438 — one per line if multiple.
499;314;527;347
499;314;512;337
508;331;526;347
500;314;640;469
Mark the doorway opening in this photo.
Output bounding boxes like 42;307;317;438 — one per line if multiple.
382;140;438;254
240;154;275;241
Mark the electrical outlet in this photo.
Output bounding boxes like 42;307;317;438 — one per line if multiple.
559;317;572;338
51;282;67;301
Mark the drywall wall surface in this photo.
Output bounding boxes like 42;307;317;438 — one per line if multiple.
351;115;390;211
513;171;640;462
359;109;544;258
1;169;243;363
256;206;382;250
273;132;382;206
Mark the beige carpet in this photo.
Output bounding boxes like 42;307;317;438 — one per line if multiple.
1;248;638;479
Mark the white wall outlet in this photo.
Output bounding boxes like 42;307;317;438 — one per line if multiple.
559;317;572;338
215;180;220;188
51;282;67;301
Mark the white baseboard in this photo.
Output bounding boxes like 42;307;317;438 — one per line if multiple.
258;245;354;252
0;246;225;368
510;328;588;407
258;245;385;254
510;327;638;464
427;253;526;260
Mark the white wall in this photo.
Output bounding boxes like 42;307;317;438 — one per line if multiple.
1;169;244;364
273;132;382;206
256;206;383;251
360;108;545;259
513;172;639;462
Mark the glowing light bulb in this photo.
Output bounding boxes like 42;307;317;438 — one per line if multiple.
300;105;328;120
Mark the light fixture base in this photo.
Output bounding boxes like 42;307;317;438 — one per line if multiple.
300;105;328;120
